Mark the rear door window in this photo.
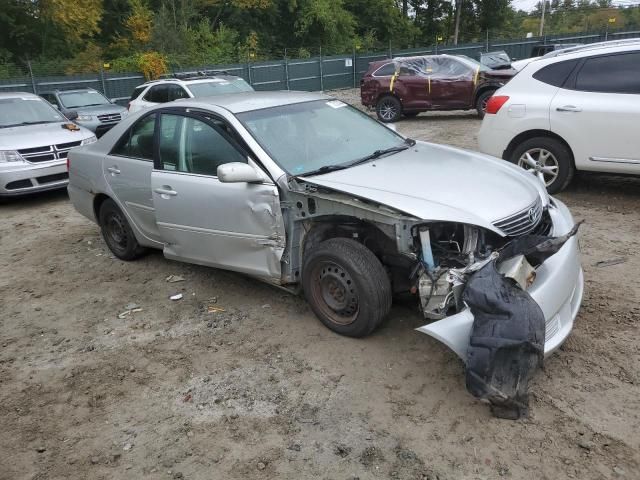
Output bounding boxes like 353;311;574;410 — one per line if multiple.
574;52;640;94
167;84;190;101
111;114;156;160
533;59;579;87
144;85;169;103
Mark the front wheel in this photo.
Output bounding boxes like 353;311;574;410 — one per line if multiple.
476;90;495;118
509;137;575;194
376;96;402;123
302;238;392;337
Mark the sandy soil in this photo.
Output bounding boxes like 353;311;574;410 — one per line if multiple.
1;89;639;480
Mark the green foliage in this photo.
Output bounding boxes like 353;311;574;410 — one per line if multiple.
2;0;640;73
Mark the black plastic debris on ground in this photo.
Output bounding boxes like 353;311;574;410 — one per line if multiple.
464;222;582;420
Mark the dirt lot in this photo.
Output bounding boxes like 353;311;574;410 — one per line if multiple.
1;89;639;480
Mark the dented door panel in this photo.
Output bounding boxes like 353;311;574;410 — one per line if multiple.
151;170;285;278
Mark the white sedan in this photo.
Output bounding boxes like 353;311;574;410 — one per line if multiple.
478;39;640;193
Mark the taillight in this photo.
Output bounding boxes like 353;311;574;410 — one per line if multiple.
127;102;131;111
67;156;70;172
485;95;509;114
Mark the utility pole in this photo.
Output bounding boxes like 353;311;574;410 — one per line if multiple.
539;0;546;37
453;0;462;45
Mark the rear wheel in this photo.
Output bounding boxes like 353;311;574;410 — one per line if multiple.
376;95;402;123
98;199;146;260
302;238;392;337
476;89;495;118
509;137;574;194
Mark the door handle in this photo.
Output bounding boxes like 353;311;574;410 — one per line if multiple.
556;105;582;112
107;166;121;174
154;186;178;197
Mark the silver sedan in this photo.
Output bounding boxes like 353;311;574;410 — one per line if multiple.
67;91;583;359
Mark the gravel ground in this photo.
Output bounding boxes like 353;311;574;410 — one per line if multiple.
1;89;639;480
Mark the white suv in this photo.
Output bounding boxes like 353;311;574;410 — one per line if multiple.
128;72;253;113
478;39;640;193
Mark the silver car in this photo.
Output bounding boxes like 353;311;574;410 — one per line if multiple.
40;88;128;137
0;92;96;196
67;91;583;359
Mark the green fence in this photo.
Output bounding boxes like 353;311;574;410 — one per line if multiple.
1;27;639;105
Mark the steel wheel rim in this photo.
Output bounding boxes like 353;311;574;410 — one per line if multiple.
518;148;560;186
105;212;128;252
309;261;359;326
379;100;398;121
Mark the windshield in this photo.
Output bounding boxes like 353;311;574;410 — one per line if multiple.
237;99;406;175
0;97;64;128
59;90;110;108
187;79;254;97
456;55;491;72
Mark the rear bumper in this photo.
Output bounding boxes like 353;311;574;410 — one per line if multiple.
477;115;514;159
417;198;583;360
0;160;68;196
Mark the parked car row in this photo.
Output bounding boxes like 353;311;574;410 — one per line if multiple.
0;71;253;197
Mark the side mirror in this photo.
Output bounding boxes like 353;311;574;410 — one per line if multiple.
217;162;264;183
66;110;79;121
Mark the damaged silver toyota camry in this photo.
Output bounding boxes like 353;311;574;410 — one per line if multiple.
68;91;583;393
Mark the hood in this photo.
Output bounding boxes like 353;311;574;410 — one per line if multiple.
63;104;126;115
0;122;94;150
300;142;544;235
511;57;536;71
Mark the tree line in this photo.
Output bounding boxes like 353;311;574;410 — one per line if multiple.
1;0;639;76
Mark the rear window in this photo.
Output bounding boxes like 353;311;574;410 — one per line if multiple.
373;63;395;76
130;86;146;101
574;52;640;94
532;59;578;87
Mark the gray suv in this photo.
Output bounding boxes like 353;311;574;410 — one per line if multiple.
41;88;128;137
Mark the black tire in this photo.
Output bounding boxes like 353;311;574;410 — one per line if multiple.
376;95;402;123
302;238;392;337
98;198;146;260
404;111;420;118
476;89;495;118
509;136;575;194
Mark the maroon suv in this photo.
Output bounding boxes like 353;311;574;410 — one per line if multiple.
361;54;516;122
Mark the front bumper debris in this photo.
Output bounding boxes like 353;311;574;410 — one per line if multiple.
416;198;582;360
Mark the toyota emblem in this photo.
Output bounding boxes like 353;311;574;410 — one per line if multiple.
528;207;537;223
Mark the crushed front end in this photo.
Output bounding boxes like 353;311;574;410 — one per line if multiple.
412;197;583;360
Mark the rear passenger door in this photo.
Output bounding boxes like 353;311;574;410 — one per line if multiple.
550;51;640;173
104;113;162;243
151;111;285;278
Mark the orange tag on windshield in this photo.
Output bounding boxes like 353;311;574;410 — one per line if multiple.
62;123;80;131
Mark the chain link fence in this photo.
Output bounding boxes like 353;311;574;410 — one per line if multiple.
2;26;639;105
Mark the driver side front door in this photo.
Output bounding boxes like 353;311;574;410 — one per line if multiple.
151;111;285;279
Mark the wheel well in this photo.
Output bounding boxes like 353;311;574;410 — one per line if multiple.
93;193;110;221
502;129;575;166
376;91;401;105
474;86;497;103
302;218;396;259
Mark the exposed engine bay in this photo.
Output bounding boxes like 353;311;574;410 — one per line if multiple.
412;222;538;321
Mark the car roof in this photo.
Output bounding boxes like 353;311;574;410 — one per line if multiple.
169;91;331;114
0;91;42;100
139;75;243;87
543;38;640;59
41;88;100;94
